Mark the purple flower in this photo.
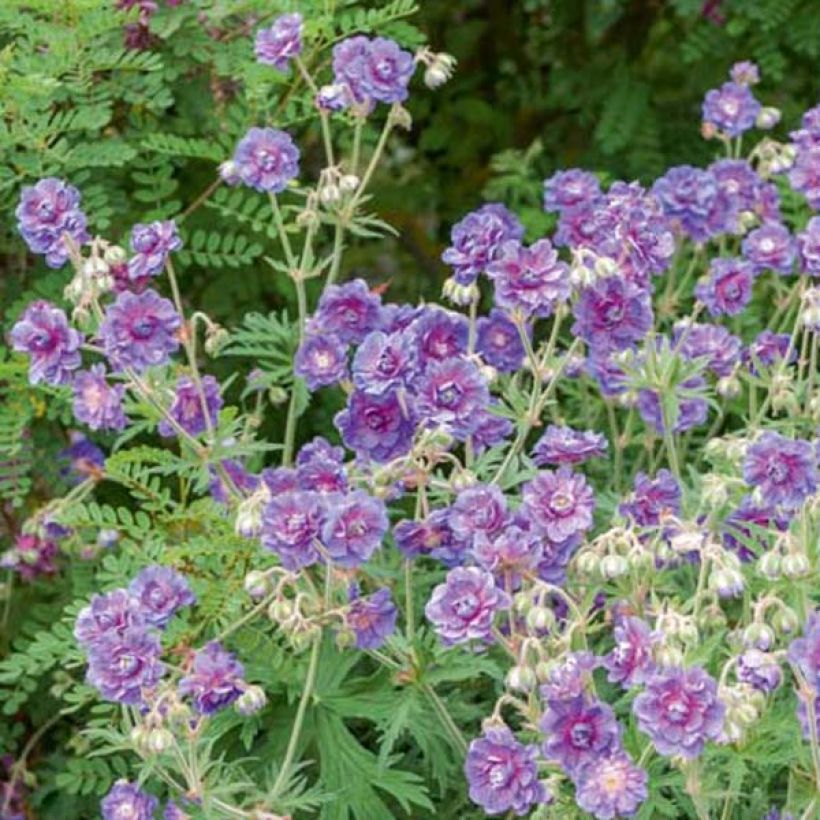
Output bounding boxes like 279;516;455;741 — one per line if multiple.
531;425;608;467
260;490;325;570
787;611;820;691
0;534;60;582
254;13;302;71
158;375;222;437
296;437;348;494
72;365;127;431
674;322;741;377
743;223;795;275
797;216;820;277
345;587;397;649
573;752;648;820
101;780;158;820
543;169;600;213
416;357;489;439
86;628;165;704
602;616;658;688
261;466;299;495
411;307;468;366
393;511;465;564
652;166;720;243
743;432;817;510
702;81;761;137
351;329;417;393
210;459;259;505
178;641;244;714
99;289;181;373
10;301;83;386
637;377;709;434
232;127;299;193
695;257;756;317
539;651;598;702
449;483;509;543
737;650;782;693
59;433;105;482
294;334;349;391
424;566;508;645
334;388;415;463
127;220;182;280
476;309;527;372
586;350;628;397
15;177;89;268
745;330;794;372
540;696;621;775
332;36;414;106
322;490;387;566
731;61;760;85
487;239;571;317
797;694;820;742
129;565;195;628
710;159;774;233
471;525;542;588
464;726;545;816
572;276;653;353
521;467;596;543
620;469;681;527
312;279;382;344
471;407;515;454
75;588;145;649
633;666;725;758
441;203;524;285
722;497;786;560
788;146;820;210
535;532;581;586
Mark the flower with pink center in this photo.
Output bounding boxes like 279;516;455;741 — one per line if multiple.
11;301;83;386
521;467;596;543
602;615;659;689
573;751;648;819
322;490;388;566
416;357;489;439
695;257;756;316
743;432;817;510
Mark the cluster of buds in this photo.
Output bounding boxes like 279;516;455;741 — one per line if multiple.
654;607;699;667
703;435;749;470
414;48;457;89
757;532;811;581
568;249;619;290
800;286;820;330
743;595;800;647
442;276;479;307
576;526;649;581
64;236;124;314
316;165;360;209
129;689;190;757
707;546;745;599
751;138;797;177
236;485;271;539
718;683;765;743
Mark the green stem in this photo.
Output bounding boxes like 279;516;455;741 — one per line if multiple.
422;683;467;753
271;637;321;797
404;559;415;642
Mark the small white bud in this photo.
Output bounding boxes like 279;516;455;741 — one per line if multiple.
339;174;359;193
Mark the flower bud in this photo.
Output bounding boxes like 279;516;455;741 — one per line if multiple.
422;52;456;89
219;160;241;186
716;375;741;399
236;684;267;716
268;386;289;406
709;566;744;599
757;550;781;580
600;553;628;580
575;551;599;576
781;552;809;579
756;107;781;129
526;606;555;633
104;244;128;265
742;621;775;651
450;470;476;491
339;174;359;193
656;644;683;668
319;183;341;206
130;725;150;750
268;599;294;624
678;619;699;645
144;727;174;755
513;592;532;615
204;326;230;356
772;606;799;635
506;665;536;693
243;570;269;600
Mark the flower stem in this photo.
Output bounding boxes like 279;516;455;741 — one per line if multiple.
422;683;467;753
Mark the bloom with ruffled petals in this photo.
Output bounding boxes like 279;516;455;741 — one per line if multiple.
312;279;382;344
99;289;180;373
75;588;145;649
743;222;795;275
72;365;127;431
476;309;527;372
129;565;195;628
255;13;302;71
573;752;648;820
332;36;414;106
449;483;509;543
521;467;595;543
788;146;820;210
351;329;417;393
787;611;820;692
294;334;349;391
260;490;325;570
531;425;608;467
633;666;725;758
334;388;415;463
543;169;600;214
86;628;165;705
465;726;545;816
345;586;397;649
731;61;760;85
11;301;83;386
15;177;89;268
637;377;708;434
702;81;761;137
158;375;222;437
322;490;387;566
620;469;681;528
539;651;598;703
127;220;182;281
743;432;817;510
797;216;820;277
232;127;299;193
416;357;489;439
471;408;515;454
737;650;782;694
652;166;720;243
393;510;466;565
487;239;571;317
471;525;542;589
296;437;348;494
695;257;756;317
721;497;786;561
441;203;524;286
178;641;244;714
411;307;468;366
674;322;741;378
540;696;621;775
744;330;794;373
425;566;508;645
603;616;658;689
572;276;653;353
101;780;158;820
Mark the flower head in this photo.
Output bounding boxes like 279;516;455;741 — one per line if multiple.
295;334;349;391
744;330;795;373
0;534;60;582
393;510;466;565
232;127;299;193
16;177;89;268
797;216;820;277
695;257;757;316
416;357;489;439
312;279;382;344
633;666;725;758
322;490;387;566
449;483;509;543
652;165;720;243
260;490;325;570
620;469;681;528
72;364;127;431
345;586;397;649
411;307;468;366
351;328;417;393
602;615;658;688
674;322;741;377
476;309;527;372
86;628;165;704
334;388;415;463
11;301;83;386
332;36;415;106
636;377;708;434
74;588;145;649
178;641;244;714
255;13;302;71
296;437;348;494
101;780;158;820
573;752;648;820
425;566;508;644
743;222;795;275
543;169;600;213
539;651;598;702
702;81;761;137
743;432;817;510
128;565;195;628
441;203;524;285
464;726;545;816
787;611;820;692
471;524;542;588
99;289;181;373
737;650;782;694
531;425;608;467
127;220;182;281
521;467;596;543
158;375;222;437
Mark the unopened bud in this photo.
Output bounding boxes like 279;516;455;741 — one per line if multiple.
204;326;230;356
656;644;684;668
319;183;341;205
575;551;599;576
756;107;781;130
742;622;775;651
506;665;536;692
244;570;269;600
526;606;555;633
236;684;267;716
757;551;781;580
600;553;628;580
144;727;174;755
422;52;456;89
339;174;359;193
772;606;799;635
104;244;128;265
268;599;294;624
781;552;809;579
